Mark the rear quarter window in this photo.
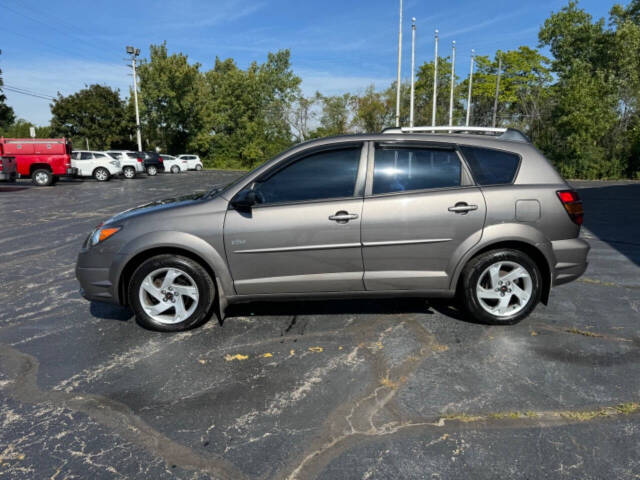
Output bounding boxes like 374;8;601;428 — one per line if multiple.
459;146;520;185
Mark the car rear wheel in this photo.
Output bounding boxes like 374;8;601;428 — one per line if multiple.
146;165;158;176
170;165;180;174
459;249;542;325
129;254;215;331
123;166;136;179
195;164;203;171
94;167;110;182
32;169;53;186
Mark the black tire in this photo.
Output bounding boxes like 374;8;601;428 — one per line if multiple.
170;165;180;174
94;167;110;182
128;254;216;332
123;166;136;179
32;169;53;186
459;249;542;325
195;164;203;171
146;165;158;176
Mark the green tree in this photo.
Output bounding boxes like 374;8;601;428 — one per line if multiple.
1;118;51;138
50;84;131;149
310;92;352;137
137;42;208;154
0;55;16;131
203;49;300;168
351;85;394;133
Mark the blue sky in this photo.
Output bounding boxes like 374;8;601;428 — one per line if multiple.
0;0;621;125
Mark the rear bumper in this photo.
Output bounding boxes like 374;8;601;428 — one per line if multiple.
60;167;78;177
551;237;590;286
0;172;15;180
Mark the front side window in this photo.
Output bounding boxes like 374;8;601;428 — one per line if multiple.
459;146;520;185
253;147;361;205
373;147;461;195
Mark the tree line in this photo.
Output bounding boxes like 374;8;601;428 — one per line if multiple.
1;0;640;179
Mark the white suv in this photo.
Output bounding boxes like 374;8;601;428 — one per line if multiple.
71;151;122;182
176;154;203;170
160;155;188;174
106;151;145;178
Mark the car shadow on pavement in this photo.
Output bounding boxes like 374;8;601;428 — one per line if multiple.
576;182;640;267
90;302;133;321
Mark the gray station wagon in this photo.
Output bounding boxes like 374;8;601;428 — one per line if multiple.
76;127;589;331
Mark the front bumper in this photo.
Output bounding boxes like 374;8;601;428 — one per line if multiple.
76;262;118;303
551;237;590;286
64;167;78;177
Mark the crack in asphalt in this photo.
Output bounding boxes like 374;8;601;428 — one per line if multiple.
0;343;249;480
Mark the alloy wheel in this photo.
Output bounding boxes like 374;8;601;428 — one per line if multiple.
138;268;200;324
475;260;533;317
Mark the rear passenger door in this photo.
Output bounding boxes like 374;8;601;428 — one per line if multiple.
361;143;486;291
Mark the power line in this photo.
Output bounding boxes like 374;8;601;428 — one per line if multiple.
4;84;57;98
3;86;55;101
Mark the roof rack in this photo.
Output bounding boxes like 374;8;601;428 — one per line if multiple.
380;126;531;143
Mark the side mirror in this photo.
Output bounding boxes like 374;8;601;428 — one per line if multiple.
230;189;258;210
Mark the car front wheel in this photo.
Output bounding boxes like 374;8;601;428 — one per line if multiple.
195;164;202;171
459;249;542;325
128;254;215;331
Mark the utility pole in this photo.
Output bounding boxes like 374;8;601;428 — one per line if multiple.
465;49;475;127
492;53;502;128
395;0;403;127
431;29;439;128
127;46;143;151
410;17;416;128
449;40;456;128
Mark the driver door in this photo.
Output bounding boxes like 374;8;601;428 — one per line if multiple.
224;144;367;295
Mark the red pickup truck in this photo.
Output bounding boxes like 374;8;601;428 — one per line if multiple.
0;137;77;186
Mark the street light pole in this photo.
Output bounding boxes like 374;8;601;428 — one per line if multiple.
410;17;416;128
465;49;475;127
431;29;439;128
395;0;403;127
127;46;143;152
449;40;456;128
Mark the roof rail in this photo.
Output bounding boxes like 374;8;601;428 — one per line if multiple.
380;126;531;143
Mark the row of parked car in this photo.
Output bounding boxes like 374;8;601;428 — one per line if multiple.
0;137;203;186
72;150;204;182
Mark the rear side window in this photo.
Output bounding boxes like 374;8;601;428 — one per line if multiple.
255;147;361;204
80;152;93;160
373;147;461;195
94;153;106;158
459;146;520;185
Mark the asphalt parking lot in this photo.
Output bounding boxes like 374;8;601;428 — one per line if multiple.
1;172;639;479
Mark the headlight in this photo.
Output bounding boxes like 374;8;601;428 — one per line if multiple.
90;226;121;246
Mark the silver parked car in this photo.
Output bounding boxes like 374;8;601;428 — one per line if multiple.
76;127;589;331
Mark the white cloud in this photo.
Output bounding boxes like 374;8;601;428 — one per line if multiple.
298;70;393;96
3;59;131;125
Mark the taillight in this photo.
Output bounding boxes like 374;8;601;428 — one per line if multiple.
0;159;3;171
158;157;164;163
557;190;584;225
137;157;143;163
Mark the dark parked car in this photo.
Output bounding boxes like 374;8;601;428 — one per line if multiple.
77;127;589;331
140;151;164;176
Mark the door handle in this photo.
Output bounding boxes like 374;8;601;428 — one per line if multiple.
448;203;478;214
329;211;359;223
